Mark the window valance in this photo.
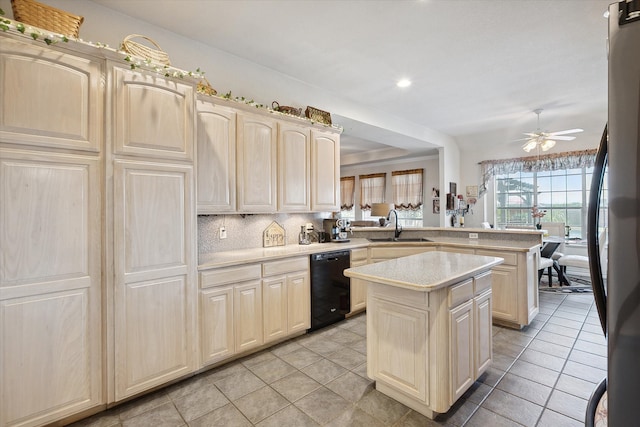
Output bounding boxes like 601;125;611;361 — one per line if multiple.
478;149;598;196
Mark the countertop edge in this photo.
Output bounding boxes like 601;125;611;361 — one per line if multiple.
344;255;504;292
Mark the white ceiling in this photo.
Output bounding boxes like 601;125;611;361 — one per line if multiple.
90;0;611;164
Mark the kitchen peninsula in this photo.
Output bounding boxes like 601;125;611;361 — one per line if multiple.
344;251;504;419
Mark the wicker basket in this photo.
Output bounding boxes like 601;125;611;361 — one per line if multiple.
197;78;217;96
272;101;302;117
11;0;84;37
120;34;171;66
305;106;332;125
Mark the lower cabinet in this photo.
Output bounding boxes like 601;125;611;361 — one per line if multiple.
262;257;310;344
367;270;493;418
448;272;493;405
349;248;369;314
199;256;309;367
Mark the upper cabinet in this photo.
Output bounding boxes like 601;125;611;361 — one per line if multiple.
195;102;341;214
196;98;237;213
0;37;103;152
278;122;310;212
113;66;194;161
310;129;340;212
236;112;278;213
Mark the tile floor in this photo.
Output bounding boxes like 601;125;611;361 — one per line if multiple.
71;290;606;427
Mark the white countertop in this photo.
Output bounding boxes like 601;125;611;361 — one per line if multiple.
198;239;370;269
344;251;504;292
198;236;539;270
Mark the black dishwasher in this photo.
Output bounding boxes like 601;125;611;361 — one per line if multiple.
309;250;351;331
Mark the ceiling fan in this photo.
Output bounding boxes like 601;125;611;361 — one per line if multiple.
518;109;583;152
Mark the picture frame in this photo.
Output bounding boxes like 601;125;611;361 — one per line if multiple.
432;187;440;198
466;185;478;198
449;182;457;196
446;193;455;210
433;198;440;214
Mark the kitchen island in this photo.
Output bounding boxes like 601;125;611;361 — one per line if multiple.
344;251;503;419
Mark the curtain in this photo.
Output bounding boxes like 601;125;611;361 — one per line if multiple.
340;176;355;210
359;173;386;210
392;169;423;210
478;149;598;197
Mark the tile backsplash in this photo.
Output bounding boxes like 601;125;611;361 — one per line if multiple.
198;213;332;254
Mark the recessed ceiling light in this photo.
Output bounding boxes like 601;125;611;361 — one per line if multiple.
397;79;412;88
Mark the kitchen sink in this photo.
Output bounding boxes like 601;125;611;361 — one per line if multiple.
368;237;432;242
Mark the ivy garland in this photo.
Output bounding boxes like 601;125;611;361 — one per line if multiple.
0;9;340;128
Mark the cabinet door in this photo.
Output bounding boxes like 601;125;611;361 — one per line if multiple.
369;297;428;402
489;265;519;323
449;299;474;404
113;160;195;400
0;38;103;152
349;259;368;314
474;290;492;377
287;271;310;333
263;275;288;343
236;113;277;212
235;280;264;352
310;130;340;211
196;99;236;213
201;286;234;366
0;149;102;426
278;122;310;212
113;67;194;161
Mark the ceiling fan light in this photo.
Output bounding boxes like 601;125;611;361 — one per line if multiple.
523;140;537;152
541;139;556;151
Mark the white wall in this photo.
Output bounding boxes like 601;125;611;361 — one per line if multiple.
340;155;440;227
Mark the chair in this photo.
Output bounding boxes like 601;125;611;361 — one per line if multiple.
538;240;564;286
557;229;607;286
540;222;566;261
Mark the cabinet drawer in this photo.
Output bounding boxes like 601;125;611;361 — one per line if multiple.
351;248;368;262
201;264;261;288
474;271;492;295
449;278;473;308
262;256;309;276
475;250;517;266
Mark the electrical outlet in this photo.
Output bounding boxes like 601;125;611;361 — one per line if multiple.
220;226;227;239
468;232;478;239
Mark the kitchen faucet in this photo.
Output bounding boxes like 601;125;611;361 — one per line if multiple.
388;209;402;238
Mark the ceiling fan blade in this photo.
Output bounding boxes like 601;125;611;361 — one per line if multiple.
549;135;576;141
548;128;584;136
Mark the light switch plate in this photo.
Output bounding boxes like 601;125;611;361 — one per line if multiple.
468;232;478;239
220;226;227;239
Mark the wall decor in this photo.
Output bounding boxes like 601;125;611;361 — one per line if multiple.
449;182;457;196
466;185;478;198
433;198;440;214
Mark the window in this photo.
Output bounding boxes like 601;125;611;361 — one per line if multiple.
359;173;386;220
495;167;608;239
340;176;355;220
392;169;424;227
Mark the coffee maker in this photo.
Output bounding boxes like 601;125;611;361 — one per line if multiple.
323;218;351;242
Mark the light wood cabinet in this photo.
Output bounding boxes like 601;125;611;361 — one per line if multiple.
200;286;234;365
449;298;475;403
0;36;104;427
475;248;536;328
196;99;236;213
236;112;277;212
366;270;493;419
310;129;340;211
278;122;310;212
349;248;369;314
113;160;195;401
113;66;194;161
0;149;103;427
234;280;264;352
262;257;310;344
0;37;103;152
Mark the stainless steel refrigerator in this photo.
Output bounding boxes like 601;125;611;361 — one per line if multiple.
586;1;640;424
